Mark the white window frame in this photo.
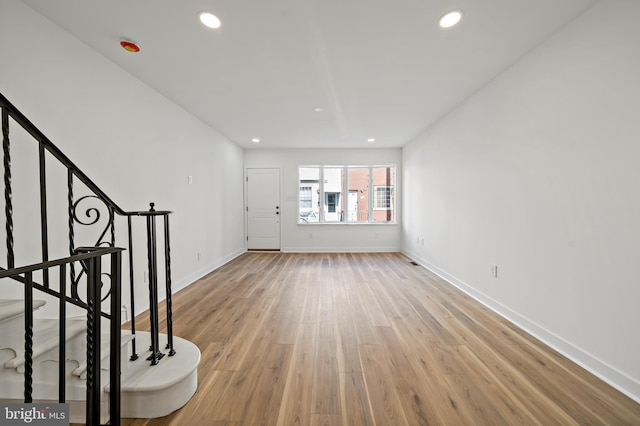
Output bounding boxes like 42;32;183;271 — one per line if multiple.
298;165;396;224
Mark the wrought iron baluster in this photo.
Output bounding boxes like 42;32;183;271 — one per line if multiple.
3;108;14;268
58;264;67;403
110;250;122;426
110;206;115;246
127;215;138;360
24;271;34;403
85;253;101;425
39;143;49;287
68;170;77;298
146;203;163;365
163;214;175;355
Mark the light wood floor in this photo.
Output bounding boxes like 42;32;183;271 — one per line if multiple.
122;252;640;425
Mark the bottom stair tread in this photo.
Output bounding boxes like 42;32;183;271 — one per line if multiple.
109;331;201;419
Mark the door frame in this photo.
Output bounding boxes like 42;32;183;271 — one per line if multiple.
244;166;283;250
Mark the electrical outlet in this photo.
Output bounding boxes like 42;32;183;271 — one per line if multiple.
188;175;193;185
490;265;498;278
197;252;201;262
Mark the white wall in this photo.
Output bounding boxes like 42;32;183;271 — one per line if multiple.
245;149;401;252
402;0;640;401
0;0;246;318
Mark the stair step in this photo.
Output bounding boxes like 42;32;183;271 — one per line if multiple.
0;299;46;323
72;333;135;379
0;330;199;421
106;331;201;418
4;320;86;371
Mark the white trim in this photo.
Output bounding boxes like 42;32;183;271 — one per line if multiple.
297;164;397;224
401;248;640;404
282;246;400;253
176;247;246;289
135;247;246;318
244;166;283;250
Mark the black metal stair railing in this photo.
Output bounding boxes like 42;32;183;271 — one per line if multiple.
0;92;177;423
129;202;176;363
0;247;123;426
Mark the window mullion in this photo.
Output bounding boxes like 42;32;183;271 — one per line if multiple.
368;166;373;223
318;167;323;223
343;166;348;223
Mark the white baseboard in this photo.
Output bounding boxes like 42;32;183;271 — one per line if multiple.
172;247;247;293
131;248;246;320
401;248;640;404
282;246;400;253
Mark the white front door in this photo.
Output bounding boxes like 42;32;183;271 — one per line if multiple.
246;168;281;250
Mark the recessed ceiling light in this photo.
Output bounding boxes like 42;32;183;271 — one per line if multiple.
251;138;260;143
367;138;375;143
314;107;324;112
439;10;463;28
199;12;221;29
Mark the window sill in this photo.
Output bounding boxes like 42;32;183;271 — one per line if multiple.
297;222;397;226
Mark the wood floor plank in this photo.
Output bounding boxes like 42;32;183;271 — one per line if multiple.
301;284;320;324
272;308;302;345
334;282;363;373
447;325;578;425
359;343;410;425
388;316;471;425
365;277;403;321
441;372;513;426
449;344;548;425
184;370;236;424
343;281;381;345
310;413;342;426
375;325;443;425
312;310;341;415
121;252;640;425
277;322;318;426
241;343;293;425
340;372;375;426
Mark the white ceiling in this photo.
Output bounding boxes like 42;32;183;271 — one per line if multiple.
21;0;597;149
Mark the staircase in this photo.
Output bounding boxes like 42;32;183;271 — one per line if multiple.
0;93;201;424
0;299;126;423
0;300;200;422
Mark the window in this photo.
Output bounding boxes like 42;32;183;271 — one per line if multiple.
298;165;395;224
347;167;369;223
323;167;344;222
299;167;320;223
326;193;338;212
374;186;392;209
371;166;395;222
299;186;312;208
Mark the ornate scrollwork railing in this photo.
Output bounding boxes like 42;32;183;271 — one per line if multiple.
68;192;116;302
71;195;115;246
